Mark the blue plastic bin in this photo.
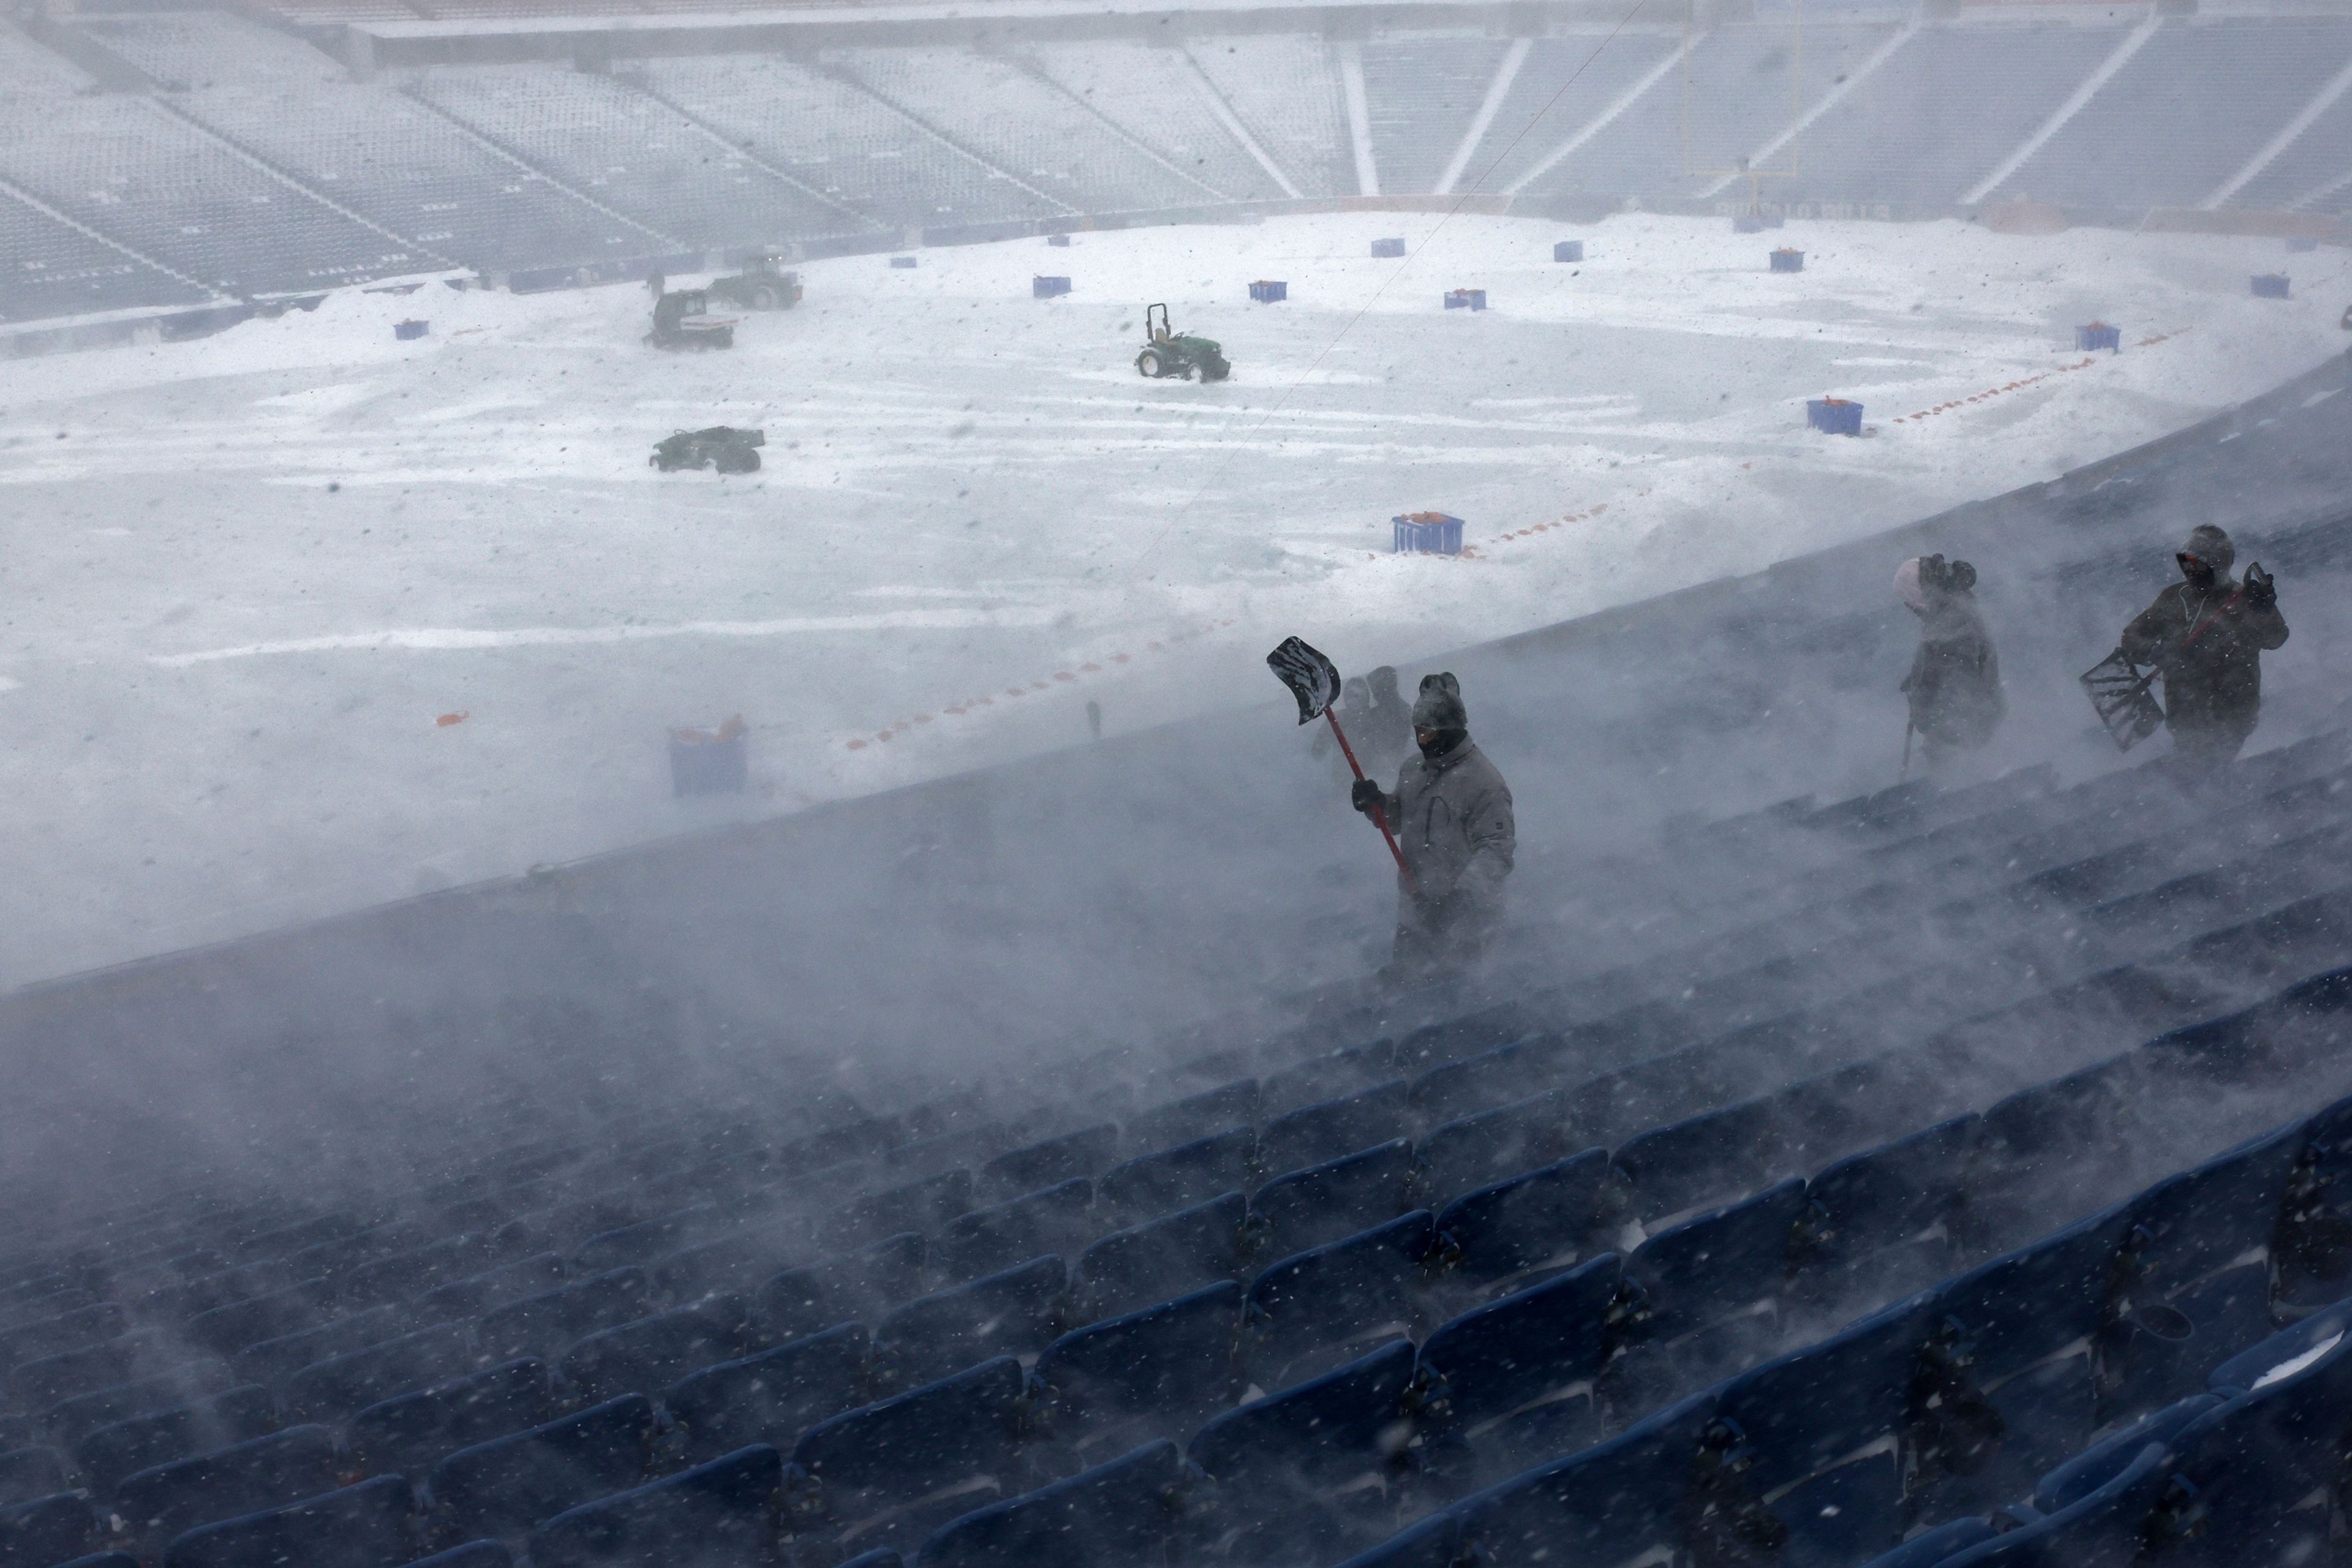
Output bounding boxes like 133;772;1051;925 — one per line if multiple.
1392;512;1465;555
1371;238;1406;258
889;255;918;269
1770;249;1804;273
1033;276;1071;299
1444;289;1487;312
2076;322;2120;353
394;319;428;341
1806;398;1862;436
1249;280;1287;303
2252;274;2291;299
669;722;747;796
1553;240;1583;263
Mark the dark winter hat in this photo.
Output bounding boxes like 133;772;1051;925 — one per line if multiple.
2179;524;2234;575
1412;672;1466;730
1368;665;1401;700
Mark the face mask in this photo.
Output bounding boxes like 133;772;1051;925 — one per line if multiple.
1420;728;1467;760
2178;553;2215;585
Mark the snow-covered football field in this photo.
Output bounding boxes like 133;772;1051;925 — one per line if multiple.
1;209;2345;982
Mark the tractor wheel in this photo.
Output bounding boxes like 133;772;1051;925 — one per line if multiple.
1182;360;1199;382
750;285;778;310
1205;361;1231;382
1137;351;1161;378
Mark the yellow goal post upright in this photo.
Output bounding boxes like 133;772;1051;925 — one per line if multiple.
1679;0;1804;216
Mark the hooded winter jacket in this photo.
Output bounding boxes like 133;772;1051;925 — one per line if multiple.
1364;736;1516;929
2119;530;2287;736
1902;590;2004;749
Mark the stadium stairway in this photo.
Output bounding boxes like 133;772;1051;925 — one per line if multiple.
0;723;2348;1566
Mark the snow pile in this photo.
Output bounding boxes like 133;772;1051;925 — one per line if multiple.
0;211;2342;981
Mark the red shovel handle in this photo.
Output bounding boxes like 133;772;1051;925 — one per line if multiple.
1327;710;1417;893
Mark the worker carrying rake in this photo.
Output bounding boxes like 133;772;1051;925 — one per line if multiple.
1269;639;1515;982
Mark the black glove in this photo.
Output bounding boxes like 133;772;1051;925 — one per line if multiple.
1351;778;1384;814
2244;562;2275;607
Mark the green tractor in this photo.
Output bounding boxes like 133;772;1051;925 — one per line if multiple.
1136;303;1229;382
706;254;804;312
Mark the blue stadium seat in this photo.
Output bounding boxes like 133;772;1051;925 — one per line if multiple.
915;1438;1186;1568
49;1553;139;1568
2155;1317;2352;1568
286;1322;479;1420
575;1206;728;1275
1252;1140;1416;1257
347;1358;553;1480
1796;1114;1980;1310
1931;1444;2174;1568
1099;1130;1257;1227
1415;1253;1619;1480
1407;1037;1559;1125
759;1233;926;1344
115;1423;341;1547
0;1304;124;1371
1262;1041;1395;1111
75;1384;278;1493
1414;1090;1572;1206
1076;1191;1248;1321
1912;1204;2139;1517
873;1257;1066;1392
788;1356;1026;1547
1030;1280;1242;1461
933;1181;1092;1284
823;1171;974;1253
1244;1212;1435;1390
236;1305;408;1390
837;1552;902;1568
0;1490;96;1568
666;1324;870;1461
1433;1149;1610;1289
429;1395;655;1543
562;1294;753;1403
1710;1291;1942;1568
652;1222;812;1302
2101;1121;2304;1423
0;1450;62;1509
418;1253;568;1325
1257;1082;1407;1175
1328;1505;1466;1568
402;1543;512;1568
480;1268;652;1362
979;1126;1117;1202
344;1235;505;1308
160;1474;418;1568
1853;1517;1997;1568
183;1279;335;1357
530;1444;783;1568
13;1332;181;1409
39;1362;237;1446
2206;1293;2352;1396
2278;1090;2352;1306
1123;1081;1259;1156
1459;1390;1714;1568
1188;1340;1417;1566
1611;1096;1785;1223
1605;1178;1807;1410
1973;1056;2139;1233
2034;1393;2218;1513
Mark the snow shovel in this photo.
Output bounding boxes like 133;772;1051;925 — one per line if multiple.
2079;647;2165;753
1267;636;1415;891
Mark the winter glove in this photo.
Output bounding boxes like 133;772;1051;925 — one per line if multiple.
1351;778;1384;814
2244;562;2275;608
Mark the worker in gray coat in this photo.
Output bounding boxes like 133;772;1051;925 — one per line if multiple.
1351;673;1517;979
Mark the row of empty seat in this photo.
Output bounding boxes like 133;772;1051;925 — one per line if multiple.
0;696;2348;1568
7;13;2350;325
